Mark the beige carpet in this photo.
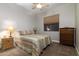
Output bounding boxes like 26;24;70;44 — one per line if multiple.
41;42;77;56
0;47;30;56
0;42;77;56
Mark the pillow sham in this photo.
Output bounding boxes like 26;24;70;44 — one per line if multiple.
18;31;25;35
18;30;34;35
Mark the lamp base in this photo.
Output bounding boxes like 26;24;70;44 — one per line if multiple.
9;32;12;37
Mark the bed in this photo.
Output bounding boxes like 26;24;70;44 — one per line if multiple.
0;31;51;56
15;34;51;56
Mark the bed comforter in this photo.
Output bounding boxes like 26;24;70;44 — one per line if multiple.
15;34;51;56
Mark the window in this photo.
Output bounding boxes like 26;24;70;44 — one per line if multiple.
44;14;59;31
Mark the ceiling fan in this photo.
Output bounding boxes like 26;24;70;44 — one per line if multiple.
32;3;49;9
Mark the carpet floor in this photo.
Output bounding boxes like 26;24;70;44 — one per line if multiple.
0;42;77;56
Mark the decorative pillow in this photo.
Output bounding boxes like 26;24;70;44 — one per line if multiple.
24;30;29;35
28;30;34;35
24;30;34;35
18;31;25;35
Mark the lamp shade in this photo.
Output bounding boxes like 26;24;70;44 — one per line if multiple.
8;26;14;32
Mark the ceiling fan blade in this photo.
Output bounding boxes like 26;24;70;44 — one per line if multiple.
42;3;49;8
32;3;37;9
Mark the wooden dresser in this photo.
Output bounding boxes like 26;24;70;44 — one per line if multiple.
60;28;76;47
1;37;14;50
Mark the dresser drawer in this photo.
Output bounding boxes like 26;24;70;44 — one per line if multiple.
1;37;14;50
60;29;74;33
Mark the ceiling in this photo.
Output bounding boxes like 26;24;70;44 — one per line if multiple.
17;3;60;14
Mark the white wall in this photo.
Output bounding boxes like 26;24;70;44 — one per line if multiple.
0;3;36;31
35;4;76;42
0;3;76;43
76;4;79;55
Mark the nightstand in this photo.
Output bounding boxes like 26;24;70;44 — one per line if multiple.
1;37;14;50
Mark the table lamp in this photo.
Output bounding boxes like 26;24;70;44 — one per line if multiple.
7;26;14;37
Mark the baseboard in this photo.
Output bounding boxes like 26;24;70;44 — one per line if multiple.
52;40;60;43
76;47;79;56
